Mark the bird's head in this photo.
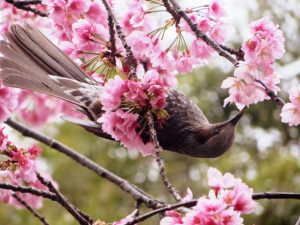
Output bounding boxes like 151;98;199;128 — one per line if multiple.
186;108;245;158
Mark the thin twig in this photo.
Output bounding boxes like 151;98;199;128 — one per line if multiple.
5;0;49;17
101;0;137;79
12;193;50;225
252;192;300;200
255;79;285;107
5;118;163;209
36;173;90;225
128;192;300;224
147;112;182;202
161;0;180;23
108;14;117;65
0;183;57;200
167;0;239;67
10;0;42;5
134;200;142;217
219;44;244;61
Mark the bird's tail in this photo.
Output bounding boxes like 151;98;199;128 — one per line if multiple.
0;24;103;120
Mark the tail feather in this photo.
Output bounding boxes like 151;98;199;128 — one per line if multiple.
0;70;78;104
0;24;104;121
8;24;96;84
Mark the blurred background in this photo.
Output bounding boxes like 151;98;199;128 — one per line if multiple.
1;0;300;224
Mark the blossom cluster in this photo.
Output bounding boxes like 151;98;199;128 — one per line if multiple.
126;0;228;84
45;0;109;54
0;128;55;209
0;1;50;34
99;70;167;156
160;168;257;225
42;0;229;87
222;17;285;110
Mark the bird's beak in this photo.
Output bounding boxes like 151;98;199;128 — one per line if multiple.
228;107;246;125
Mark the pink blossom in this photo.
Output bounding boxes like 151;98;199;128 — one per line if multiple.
280;103;300;126
127;31;153;58
129;6;145;28
0;128;8;151
222;62;279;109
210;21;227;44
190;39;212;59
207;167;235;193
102;76;127;111
161;168;257;225
99;110;155;156
0;171;16;204
0;83;19;123
198;18;211;32
68;0;88;17
18;91;58;127
86;3;107;23
160;211;183;225
123;81;147;107
220;208;243;225
243;17;285;67
208;0;227;18
231;180;257;214
28;144;42;159
151;48;175;71
280;87;300;126
176;55;193;74
72;19;96;45
223;18;284;109
287;87;300;105
221;76;264;110
183;197;227;225
15;159;37;183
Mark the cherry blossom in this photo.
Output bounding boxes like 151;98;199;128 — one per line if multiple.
160;168;257;225
0;82;19;123
222;17;285;109
280;87;300;126
0;127;55;209
99;73;166;156
208;0;227;18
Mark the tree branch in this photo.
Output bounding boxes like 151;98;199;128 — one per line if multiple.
5;0;49;17
107;14;117;66
101;0;137;79
128;192;300;224
167;0;239;66
255;79;285;107
36;173;91;225
4;118;164;209
12;193;50;225
147;112;182;202
0;183;57;200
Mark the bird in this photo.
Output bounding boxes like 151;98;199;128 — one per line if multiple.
0;24;244;158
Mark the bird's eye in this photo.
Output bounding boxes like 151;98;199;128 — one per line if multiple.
213;128;220;135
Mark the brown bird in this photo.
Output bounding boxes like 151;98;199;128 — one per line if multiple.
0;24;244;158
